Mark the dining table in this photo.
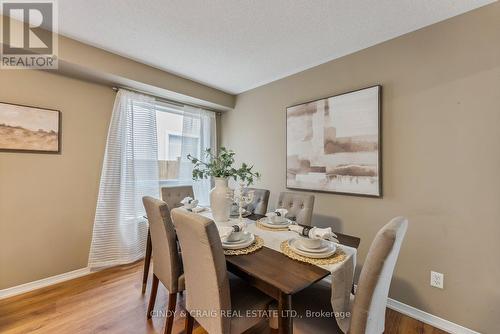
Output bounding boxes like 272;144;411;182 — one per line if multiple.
142;211;360;334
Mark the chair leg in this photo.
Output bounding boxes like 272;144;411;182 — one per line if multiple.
142;229;152;294
147;274;159;319
185;311;194;334
164;292;177;334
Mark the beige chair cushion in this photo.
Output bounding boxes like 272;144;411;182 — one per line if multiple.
142;196;184;293
171;208;272;334
277;192;315;225
349;217;408;334
161;185;194;210
283;217;408;334
243;188;270;215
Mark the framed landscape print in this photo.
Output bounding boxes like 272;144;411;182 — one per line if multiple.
0;102;61;153
286;85;381;197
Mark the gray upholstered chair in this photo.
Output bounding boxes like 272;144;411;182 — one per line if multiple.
171;208;273;334
161;185;194;209
243;188;270;215
142;196;185;334
141;186;193;294
277;191;315;225
282;217;408;334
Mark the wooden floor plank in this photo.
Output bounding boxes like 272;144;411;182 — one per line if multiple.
0;261;448;334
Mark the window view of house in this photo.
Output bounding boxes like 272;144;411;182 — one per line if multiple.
156;104;201;186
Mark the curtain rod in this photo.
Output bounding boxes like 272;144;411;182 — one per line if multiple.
111;86;222;115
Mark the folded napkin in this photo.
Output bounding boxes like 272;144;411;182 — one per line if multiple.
217;221;247;240
289;225;339;242
180;197;199;207
265;208;288;219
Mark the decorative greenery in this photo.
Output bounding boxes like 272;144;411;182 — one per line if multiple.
187;147;261;185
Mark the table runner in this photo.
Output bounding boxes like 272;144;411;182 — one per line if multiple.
200;211;356;332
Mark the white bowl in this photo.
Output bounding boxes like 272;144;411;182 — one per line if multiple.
272;215;287;224
225;231;246;243
298;236;322;249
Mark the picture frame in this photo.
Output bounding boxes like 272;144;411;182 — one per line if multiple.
286;85;382;197
0;102;61;154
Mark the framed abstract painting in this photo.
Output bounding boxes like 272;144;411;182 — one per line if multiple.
0;102;61;153
286;85;382;197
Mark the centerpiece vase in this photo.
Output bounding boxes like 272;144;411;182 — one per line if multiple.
210;177;232;222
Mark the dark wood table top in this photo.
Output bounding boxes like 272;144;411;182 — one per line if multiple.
225;214;361;297
226;246;330;295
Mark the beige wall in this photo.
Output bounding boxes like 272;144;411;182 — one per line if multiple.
0;70;115;289
221;3;500;333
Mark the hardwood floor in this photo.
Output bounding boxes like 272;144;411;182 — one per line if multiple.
0;262;448;334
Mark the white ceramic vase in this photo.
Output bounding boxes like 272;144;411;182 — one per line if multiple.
210;177;232;222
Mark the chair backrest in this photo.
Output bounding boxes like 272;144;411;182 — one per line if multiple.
243;188;270;215
349;217;408;334
161;185;194;210
171;208;231;333
142;196;183;293
277;191;315;225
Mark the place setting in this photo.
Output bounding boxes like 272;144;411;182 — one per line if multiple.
180;196;207;213
281;225;346;265
218;220;264;256
256;208;295;231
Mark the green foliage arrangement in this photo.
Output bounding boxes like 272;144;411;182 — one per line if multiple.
187;147;261;185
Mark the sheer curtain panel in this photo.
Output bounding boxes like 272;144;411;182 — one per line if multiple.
179;106;216;206
88;90;160;270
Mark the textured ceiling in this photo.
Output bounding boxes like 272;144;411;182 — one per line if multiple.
53;0;496;94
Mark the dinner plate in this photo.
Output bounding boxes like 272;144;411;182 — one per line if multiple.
259;217;292;229
295;240;331;253
288;239;336;258
222;233;255;250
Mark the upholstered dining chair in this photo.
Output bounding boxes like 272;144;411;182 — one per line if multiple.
277;191;315;225
161;185;194;209
243;188;270;215
277;216;408;334
142;196;185;334
171;208;273;334
142;186;193;294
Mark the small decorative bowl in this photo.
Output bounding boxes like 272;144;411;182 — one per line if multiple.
297;236;322;249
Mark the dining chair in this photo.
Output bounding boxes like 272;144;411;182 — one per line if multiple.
275;216;408;334
170;208;273;334
243;187;270;215
142;196;186;334
161;185;194;209
142;186;193;293
277;191;315;225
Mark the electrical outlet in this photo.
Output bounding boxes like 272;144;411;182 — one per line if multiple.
430;271;444;289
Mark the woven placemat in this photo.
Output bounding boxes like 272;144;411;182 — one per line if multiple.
280;240;346;265
224;236;264;256
256;218;290;231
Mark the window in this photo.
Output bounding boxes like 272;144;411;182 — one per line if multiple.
155;102;208;188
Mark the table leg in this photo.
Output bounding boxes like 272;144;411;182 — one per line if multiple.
142;228;152;294
278;292;293;334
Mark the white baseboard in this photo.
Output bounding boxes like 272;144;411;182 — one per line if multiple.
0;267;91;300
387;298;481;334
